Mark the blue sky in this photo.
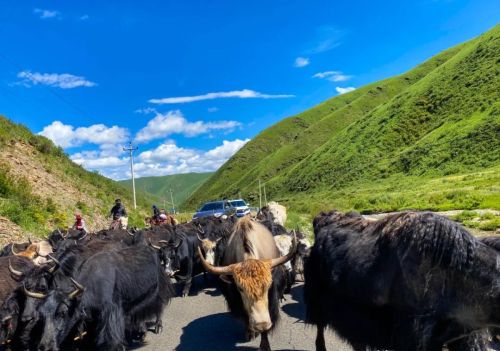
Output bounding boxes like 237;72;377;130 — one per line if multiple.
0;0;498;180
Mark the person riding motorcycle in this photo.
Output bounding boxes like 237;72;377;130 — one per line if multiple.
159;208;168;221
152;205;161;221
109;199;128;229
72;214;88;232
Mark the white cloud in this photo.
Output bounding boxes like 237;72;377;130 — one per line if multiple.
148;89;294;104
39;121;129;148
17;71;96;89
134;107;157;114
34;8;60;19
135;110;241;142
72;152;127;169
335;87;356;95
207;107;218;113
80;14;89;21
72;138;250;180
139;140;199;164
313;71;352;82
294;57;310;68
308;26;343;54
205;139;250;160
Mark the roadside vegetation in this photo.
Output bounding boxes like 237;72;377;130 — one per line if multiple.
0;116;150;236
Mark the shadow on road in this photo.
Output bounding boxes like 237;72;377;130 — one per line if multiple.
172;273;222;297
175;312;247;350
175;311;308;351
281;284;305;322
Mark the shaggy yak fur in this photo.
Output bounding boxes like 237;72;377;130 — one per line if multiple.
34;244;173;351
304;210;499;351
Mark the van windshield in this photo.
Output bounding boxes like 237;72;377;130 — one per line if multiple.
200;202;224;211
230;200;246;207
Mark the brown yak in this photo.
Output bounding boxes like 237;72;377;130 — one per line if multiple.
198;216;295;351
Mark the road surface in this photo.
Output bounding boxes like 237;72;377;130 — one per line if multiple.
136;277;352;351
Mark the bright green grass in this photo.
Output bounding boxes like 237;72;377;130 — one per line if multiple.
185;25;500;218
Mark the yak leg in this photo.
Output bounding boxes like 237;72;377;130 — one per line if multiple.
154;315;163;334
182;257;194;297
316;325;327;351
259;331;271;351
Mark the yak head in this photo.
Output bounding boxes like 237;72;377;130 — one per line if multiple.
150;238;182;277
11;244;39;260
24;277;84;351
197;235;296;333
197;234;221;265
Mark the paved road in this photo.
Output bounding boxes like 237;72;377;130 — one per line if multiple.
136;278;352;351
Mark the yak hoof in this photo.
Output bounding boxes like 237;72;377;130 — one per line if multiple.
155;321;163;334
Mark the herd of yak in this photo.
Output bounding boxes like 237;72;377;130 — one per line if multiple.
0;205;499;351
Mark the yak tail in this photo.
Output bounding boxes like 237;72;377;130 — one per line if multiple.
97;304;125;351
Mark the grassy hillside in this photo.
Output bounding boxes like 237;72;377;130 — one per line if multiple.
185;25;500;215
0;116;150;238
119;172;212;211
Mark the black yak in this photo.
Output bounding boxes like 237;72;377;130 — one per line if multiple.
305;210;499;351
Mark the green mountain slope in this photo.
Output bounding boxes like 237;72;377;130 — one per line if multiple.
0;116;150;237
185;25;500;214
119;172;212;210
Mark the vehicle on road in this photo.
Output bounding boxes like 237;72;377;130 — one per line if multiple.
192;200;234;219
229;199;251;217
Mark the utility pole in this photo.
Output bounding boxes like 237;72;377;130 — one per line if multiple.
170;188;175;214
258;179;262;209
263;183;267;205
123;142;138;209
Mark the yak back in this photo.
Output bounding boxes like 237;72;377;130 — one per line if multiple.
314;210;477;271
223;217;279;265
374;211;477;271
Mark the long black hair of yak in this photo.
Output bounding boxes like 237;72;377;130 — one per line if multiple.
313;210;477;271
34;244;173;351
305;210;483;351
375;211;477;271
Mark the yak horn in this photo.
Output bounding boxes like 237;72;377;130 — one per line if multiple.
158;240;169;244
197;225;204;234
197;233;204;242
148;239;161;250
127;230;135;236
270;230;297;269
48;264;58;274
1;315;12;323
68;278;85;299
8;260;23;277
73;331;87;341
197;247;234;275
23;284;46;299
28;237;32;244
10;245;20;256
47;254;61;266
